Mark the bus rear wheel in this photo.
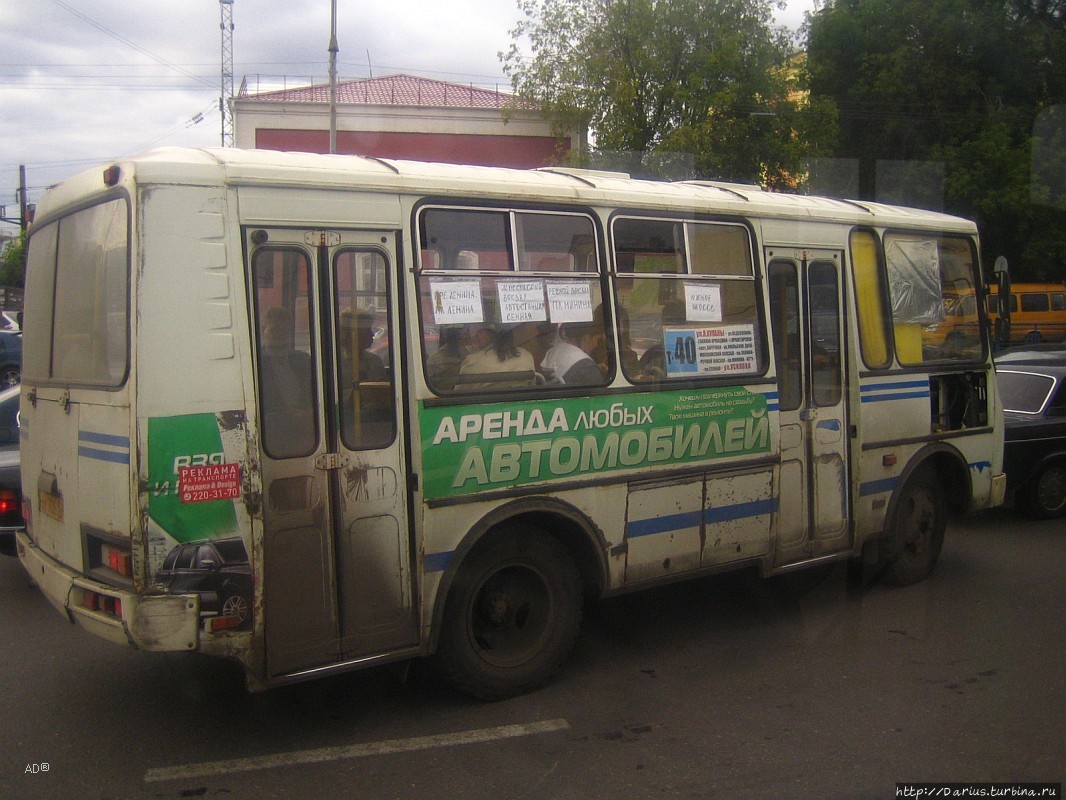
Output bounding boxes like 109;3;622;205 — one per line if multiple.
885;466;946;586
434;526;582;700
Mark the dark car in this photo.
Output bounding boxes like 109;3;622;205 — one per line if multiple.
0;331;21;387
0;384;23;555
152;537;253;630
996;352;1066;518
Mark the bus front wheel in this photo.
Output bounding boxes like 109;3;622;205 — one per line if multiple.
884;466;946;586
434;526;582;700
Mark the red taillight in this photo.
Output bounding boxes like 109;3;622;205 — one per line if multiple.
209;615;242;632
0;489;20;515
80;590;123;618
102;544;132;577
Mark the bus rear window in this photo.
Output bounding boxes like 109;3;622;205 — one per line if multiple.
23;198;130;387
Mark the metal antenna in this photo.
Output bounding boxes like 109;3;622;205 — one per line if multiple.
220;0;235;147
329;0;338;154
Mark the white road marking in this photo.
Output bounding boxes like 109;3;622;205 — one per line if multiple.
144;718;571;783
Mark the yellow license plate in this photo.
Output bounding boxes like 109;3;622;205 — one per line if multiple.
38;491;64;522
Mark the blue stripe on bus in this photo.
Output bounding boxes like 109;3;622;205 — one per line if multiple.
970;460;992;473
627;497;779;539
859;381;930;403
79;431;131;448
860;477;899;496
860;390;931;403
423;551;453;573
78;446;131;465
861;380;929;392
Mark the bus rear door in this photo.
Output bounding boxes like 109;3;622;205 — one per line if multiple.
249;228;418;678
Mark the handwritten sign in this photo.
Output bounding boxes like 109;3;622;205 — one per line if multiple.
547;282;594;323
430;281;483;325
685;283;723;322
497;281;547;323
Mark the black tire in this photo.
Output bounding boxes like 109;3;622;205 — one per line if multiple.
434;526;582;700
1018;462;1066;519
884;466;946;586
0;366;18;387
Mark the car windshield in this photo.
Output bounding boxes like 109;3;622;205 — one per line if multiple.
997;370;1056;414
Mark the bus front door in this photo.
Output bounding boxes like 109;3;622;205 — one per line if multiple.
768;252;851;566
250;229;417;678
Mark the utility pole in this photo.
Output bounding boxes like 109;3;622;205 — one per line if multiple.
1;166;29;229
19;166;28;230
220;0;235;147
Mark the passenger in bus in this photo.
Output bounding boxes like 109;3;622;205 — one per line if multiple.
339;309;393;447
339;309;387;384
513;320;556;371
259;307;315;457
541;318;604;385
426;326;466;391
637;300;687;380
456;323;536;390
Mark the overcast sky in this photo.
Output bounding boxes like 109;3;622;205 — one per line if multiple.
0;0;812;236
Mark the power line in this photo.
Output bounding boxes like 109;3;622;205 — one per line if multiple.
48;0;216;89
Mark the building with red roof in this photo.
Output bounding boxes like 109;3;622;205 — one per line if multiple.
232;74;582;168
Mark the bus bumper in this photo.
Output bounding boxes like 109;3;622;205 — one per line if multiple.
990;472;1007;508
15;531;201;652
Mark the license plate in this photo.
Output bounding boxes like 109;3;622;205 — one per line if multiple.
38;491;64;522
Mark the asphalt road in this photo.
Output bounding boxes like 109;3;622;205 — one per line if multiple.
1;507;1062;800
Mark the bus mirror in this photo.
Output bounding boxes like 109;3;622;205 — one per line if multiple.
993;255;1008;275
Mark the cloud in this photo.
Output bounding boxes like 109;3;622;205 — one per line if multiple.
1;0;809;232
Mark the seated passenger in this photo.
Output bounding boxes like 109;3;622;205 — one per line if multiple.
457;324;536;391
426;326;466;391
542;319;604;386
637;300;687;380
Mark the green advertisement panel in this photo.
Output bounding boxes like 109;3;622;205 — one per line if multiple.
147;413;240;543
420;387;771;500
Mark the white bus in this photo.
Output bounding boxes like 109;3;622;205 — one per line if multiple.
17;148;1006;699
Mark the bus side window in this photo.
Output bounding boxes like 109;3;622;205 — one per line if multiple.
850;229;892;368
252;248;319;460
335;250;396;450
769;262;802;411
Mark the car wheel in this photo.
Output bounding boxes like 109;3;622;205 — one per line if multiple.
0;367;18;387
1018;462;1066;519
220;592;249;624
433;525;582;700
884;466;946;586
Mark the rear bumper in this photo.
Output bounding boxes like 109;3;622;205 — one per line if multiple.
15;531;201;652
989;472;1007;508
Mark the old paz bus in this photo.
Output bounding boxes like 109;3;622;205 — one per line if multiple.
17;148;1006;699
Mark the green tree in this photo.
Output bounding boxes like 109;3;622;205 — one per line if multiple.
502;0;837;186
807;0;1066;279
1;231;26;288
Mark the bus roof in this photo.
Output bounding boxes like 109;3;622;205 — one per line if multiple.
32;146;977;234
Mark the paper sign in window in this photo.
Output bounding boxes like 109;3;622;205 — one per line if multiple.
430;280;484;324
497;280;547;323
685;283;723;322
547;282;594;323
